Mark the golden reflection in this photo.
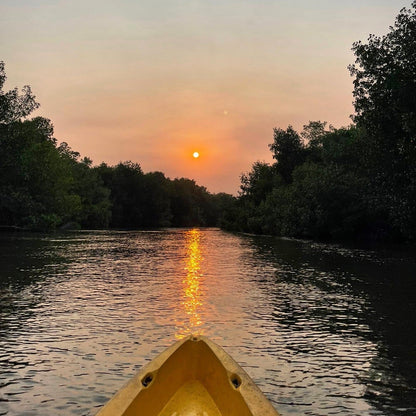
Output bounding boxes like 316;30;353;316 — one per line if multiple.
176;229;204;339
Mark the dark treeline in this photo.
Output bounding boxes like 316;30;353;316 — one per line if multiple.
0;62;235;231
223;3;416;242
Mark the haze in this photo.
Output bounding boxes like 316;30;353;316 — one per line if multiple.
1;0;410;193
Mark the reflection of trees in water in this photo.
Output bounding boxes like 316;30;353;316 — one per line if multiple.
246;235;416;415
0;233;70;336
0;233;72;411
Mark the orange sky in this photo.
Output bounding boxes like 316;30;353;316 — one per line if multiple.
1;0;410;194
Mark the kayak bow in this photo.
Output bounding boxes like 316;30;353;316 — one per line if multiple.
96;335;279;416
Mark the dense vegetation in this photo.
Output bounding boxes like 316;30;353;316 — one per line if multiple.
2;3;415;240
0;62;234;230
223;3;416;242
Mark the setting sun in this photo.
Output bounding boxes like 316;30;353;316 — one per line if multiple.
193;152;199;158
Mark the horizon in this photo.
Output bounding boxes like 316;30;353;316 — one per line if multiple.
1;0;411;194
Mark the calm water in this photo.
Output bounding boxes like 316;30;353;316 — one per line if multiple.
0;229;415;415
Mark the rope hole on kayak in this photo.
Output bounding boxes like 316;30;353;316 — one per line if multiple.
141;373;153;387
230;374;241;389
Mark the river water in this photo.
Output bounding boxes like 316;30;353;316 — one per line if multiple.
0;229;415;415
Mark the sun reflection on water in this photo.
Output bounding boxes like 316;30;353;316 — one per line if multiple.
176;228;204;339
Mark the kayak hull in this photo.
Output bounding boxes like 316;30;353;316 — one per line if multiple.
96;335;279;416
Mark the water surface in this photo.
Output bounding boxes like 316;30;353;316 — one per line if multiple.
0;229;415;415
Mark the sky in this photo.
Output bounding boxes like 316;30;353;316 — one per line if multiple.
0;0;411;194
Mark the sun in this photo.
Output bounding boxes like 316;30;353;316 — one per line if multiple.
193;151;199;159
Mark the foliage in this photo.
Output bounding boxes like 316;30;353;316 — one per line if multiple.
223;3;416;243
269;126;306;183
224;120;413;241
0;61;39;124
349;2;416;141
240;162;277;203
4;1;415;239
348;1;416;239
0;62;230;231
94;163;224;229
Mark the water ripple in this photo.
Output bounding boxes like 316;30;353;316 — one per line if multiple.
0;230;415;415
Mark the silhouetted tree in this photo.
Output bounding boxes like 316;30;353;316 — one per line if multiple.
240;162;276;203
269;126;305;183
141;171;172;227
223;3;416;242
0;61;39;124
349;1;416;238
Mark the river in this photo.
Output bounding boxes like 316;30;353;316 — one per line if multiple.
0;229;415;415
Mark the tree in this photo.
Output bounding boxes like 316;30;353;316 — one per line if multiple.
223;4;416;242
141;172;171;227
97;161;145;228
169;178;206;227
349;2;416;239
0;117;82;229
301;121;333;144
0;61;233;231
58;145;111;229
349;2;416;141
269;126;305;183
240;161;276;204
0;61;39;124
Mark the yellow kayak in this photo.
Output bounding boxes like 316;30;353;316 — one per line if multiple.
96;335;280;416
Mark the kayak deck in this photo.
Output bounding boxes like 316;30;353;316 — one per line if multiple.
159;380;222;416
96;335;279;416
